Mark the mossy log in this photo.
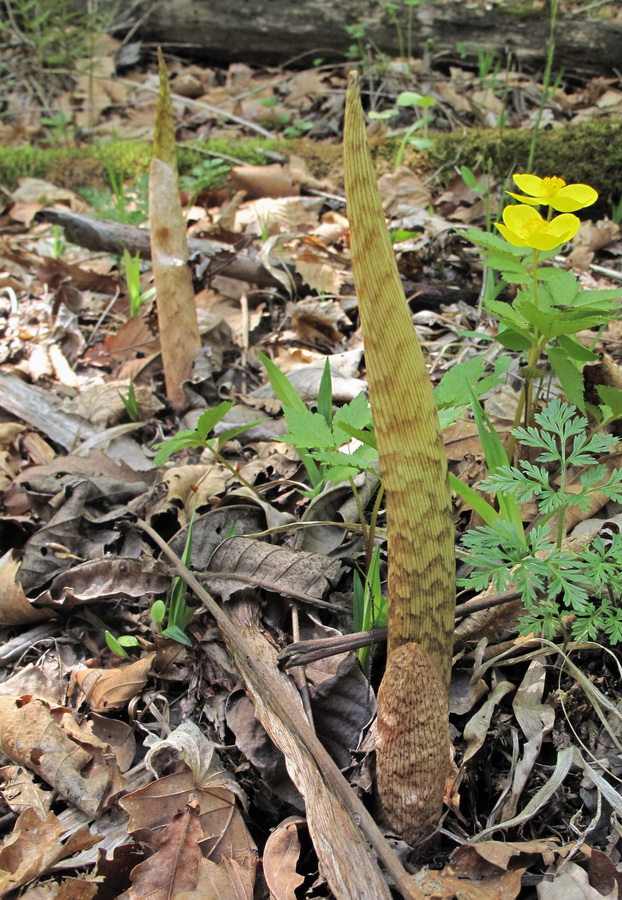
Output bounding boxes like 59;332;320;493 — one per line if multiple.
126;0;622;78
4;116;621;217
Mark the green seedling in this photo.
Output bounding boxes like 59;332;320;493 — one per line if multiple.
158;514;197;645
369;90;436;165
51;225;66;259
153;400;264;497
179;157;230;203
353;544;387;676
123;248;156;317
476;46;499;81
383;0;421;61
460;399;622;643
1;0;114;107
610;195;622;225
105;630;140;658
81;171;149;227
345;23;371;63
118;381;141;422
41;111;77;148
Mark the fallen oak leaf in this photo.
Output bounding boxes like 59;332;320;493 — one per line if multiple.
73;652;156;713
0;808;101;895
0;696;124;816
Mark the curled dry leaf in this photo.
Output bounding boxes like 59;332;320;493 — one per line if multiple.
463;680;515;762
35;557;171;610
0;551;53;626
73;652;156;714
0;809;101;896
0;696;125;816
157;464;233;524
0;765;52;817
415;864;525;900
263;817;306;900
450;838;563;877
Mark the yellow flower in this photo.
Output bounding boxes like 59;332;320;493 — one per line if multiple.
507;174;598;212
495;204;580;251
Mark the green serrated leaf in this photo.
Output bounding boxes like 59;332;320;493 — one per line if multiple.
281;406;336;449
547;347;585;411
333;391;373;430
597;385;622;419
556;334;598;362
484;297;528;328
495;327;532;351
152;436;202;466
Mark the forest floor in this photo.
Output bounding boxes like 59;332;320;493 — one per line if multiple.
2;12;622;900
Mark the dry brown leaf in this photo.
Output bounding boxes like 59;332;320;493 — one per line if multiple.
70;381;164;428
159;463;233;523
0;551;53;626
118;806;205;900
291;252;345;296
206;536;343;602
538;862;617;900
289;296;346;343
0;808;101;895
231;163;298;199
450;838;562;876
88;315;160;365
36;557;171;611
588;849;622;896
234;196;324;235
463;680;515;762
0;696;125;816
378;166;431;216
73;652;156;713
120;725;257;897
263;817;305;900
415;866;525;900
0;765;53;817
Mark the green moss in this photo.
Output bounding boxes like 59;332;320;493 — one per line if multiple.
0;137;285;192
2;119;619;217
427;117;622;214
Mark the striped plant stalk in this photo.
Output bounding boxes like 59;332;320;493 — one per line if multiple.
343;71;455;843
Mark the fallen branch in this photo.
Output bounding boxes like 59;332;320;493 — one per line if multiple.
278;588;523;668
37;208;290;289
137;517;422;900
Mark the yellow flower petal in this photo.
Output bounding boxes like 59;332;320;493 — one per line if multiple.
513;174;565;197
550;184;598;212
494;205;580;250
506;191;542;207
509;174;598;212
